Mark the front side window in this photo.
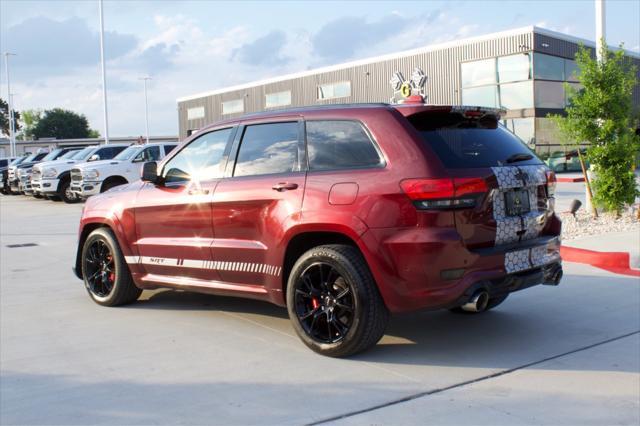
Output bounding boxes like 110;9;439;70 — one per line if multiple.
114;146;141;161
97;146;127;159
162;128;232;183
306;121;383;171
233;122;299;177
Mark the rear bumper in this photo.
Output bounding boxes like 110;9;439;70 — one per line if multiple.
360;227;562;313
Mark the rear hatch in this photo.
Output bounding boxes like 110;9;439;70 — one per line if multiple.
404;107;555;251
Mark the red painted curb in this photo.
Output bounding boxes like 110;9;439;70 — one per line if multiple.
557;176;586;183
560;245;640;277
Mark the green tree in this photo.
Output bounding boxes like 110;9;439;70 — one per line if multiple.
17;109;43;140
551;43;639;214
87;128;101;138
0;97;22;136
32;108;93;140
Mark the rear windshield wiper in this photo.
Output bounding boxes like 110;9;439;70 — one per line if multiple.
505;153;533;163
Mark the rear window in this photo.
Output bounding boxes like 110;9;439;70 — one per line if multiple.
411;112;542;168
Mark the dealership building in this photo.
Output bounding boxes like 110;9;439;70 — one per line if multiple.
177;26;640;155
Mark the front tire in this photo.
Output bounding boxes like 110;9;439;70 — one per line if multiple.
286;244;388;357
59;178;79;203
81;227;142;306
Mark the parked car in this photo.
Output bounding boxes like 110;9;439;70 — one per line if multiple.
0;156;18;194
7;151;50;194
16;147;82;196
73;103;562;357
70;143;177;200
31;148;82;198
33;144;130;203
545;148;589;172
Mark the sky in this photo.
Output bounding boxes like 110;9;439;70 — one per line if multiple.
1;0;639;137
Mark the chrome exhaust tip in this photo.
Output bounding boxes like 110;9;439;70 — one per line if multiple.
461;290;490;312
543;265;563;286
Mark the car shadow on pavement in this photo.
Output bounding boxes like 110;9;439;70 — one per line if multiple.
120;275;639;370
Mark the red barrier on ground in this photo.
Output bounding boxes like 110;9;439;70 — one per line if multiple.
560;246;640;277
557;176;586;183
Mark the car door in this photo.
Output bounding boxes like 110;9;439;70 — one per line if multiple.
133;127;236;281
211;120;305;291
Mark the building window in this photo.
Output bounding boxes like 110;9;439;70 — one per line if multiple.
187;106;205;120
499;81;534;109
502;117;535;147
265;90;292;109
533;53;565;81
535;81;566;108
222;99;244;115
317;81;351;100
461;58;496;88
498;54;531;83
461;86;498;108
564;60;580;82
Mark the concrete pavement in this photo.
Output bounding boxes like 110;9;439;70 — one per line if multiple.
1;195;639;425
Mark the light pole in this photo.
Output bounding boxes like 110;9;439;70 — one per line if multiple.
139;77;151;144
4;52;17;157
595;0;606;62
98;0;110;144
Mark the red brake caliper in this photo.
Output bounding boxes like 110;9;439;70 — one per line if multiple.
107;255;115;281
311;298;319;309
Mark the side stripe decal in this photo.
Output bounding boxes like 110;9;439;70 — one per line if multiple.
124;255;282;277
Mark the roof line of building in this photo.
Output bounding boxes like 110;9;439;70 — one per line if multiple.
177;25;640;103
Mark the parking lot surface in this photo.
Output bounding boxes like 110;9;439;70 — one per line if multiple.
1;195;639;425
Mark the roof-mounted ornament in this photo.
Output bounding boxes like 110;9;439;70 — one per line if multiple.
390;67;427;104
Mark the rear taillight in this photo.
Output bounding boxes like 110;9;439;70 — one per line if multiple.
545;170;556;198
400;177;487;209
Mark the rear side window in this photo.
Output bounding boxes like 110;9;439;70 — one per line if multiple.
0;160;8;167
233;122;299;177
306;120;383;171
134;146;161;162
411;112;542;168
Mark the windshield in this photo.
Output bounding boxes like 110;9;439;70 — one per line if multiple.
114;145;142;161
22;153;38;163
410;112;542;168
73;147;96;160
59;150;80;160
10;156;28;166
40;149;62;162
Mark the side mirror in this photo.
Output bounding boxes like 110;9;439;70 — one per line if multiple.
141;161;160;184
88;154;100;162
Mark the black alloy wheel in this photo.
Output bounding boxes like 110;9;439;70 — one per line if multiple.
287;244;388;357
294;262;356;344
84;239;116;298
81;228;142;306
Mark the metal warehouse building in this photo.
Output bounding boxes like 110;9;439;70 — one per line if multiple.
177;26;640;155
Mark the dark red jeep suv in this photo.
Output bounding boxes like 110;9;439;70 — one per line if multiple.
74;103;562;357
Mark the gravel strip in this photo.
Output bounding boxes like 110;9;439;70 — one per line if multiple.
560;207;640;241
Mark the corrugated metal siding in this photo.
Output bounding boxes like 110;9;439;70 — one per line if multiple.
177;29;638;138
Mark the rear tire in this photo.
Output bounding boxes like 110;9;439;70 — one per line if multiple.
450;294;509;314
81;227;142;307
286;244;388;357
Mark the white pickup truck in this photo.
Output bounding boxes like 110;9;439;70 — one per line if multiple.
32;144;130;203
70;142;177;200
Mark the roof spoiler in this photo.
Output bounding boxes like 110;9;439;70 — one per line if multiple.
392;104;506;119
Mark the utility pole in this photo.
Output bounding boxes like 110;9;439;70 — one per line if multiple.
139;77;151;144
98;0;110;144
595;0;606;61
4;52;17;157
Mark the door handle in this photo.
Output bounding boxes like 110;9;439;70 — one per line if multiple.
188;189;210;195
272;182;298;192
